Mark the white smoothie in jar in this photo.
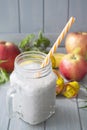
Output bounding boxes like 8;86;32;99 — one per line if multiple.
8;51;57;125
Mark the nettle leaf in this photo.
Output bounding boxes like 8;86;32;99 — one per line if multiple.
34;31;51;50
0;68;9;84
19;34;35;50
79;105;87;109
19;31;51;53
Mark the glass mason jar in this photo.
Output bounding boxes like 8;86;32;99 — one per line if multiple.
7;51;57;125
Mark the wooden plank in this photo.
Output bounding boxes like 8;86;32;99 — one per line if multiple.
0;0;19;33
19;0;43;33
9;118;44;130
44;0;68;33
0;82;9;130
46;97;81;130
69;0;87;32
77;76;87;130
0;33;28;44
44;0;68;46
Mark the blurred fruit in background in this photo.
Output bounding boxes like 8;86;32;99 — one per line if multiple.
65;32;87;60
0;41;21;73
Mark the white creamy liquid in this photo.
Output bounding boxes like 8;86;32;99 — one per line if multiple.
10;62;56;125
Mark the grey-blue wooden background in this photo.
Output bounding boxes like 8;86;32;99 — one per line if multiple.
0;0;87;46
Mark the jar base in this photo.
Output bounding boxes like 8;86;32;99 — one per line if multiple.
20;110;55;125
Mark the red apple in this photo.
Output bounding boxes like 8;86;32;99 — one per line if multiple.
0;41;21;72
59;53;87;81
65;32;87;60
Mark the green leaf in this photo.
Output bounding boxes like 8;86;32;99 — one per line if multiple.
19;34;35;51
38;31;43;39
79;105;87;109
0;68;9;84
19;31;51;53
34;31;51;50
80;88;87;109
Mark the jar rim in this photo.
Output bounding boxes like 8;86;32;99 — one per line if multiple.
14;51;52;78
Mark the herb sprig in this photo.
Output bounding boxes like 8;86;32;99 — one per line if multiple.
19;31;51;53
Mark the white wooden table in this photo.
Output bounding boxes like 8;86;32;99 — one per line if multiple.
0;75;87;130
